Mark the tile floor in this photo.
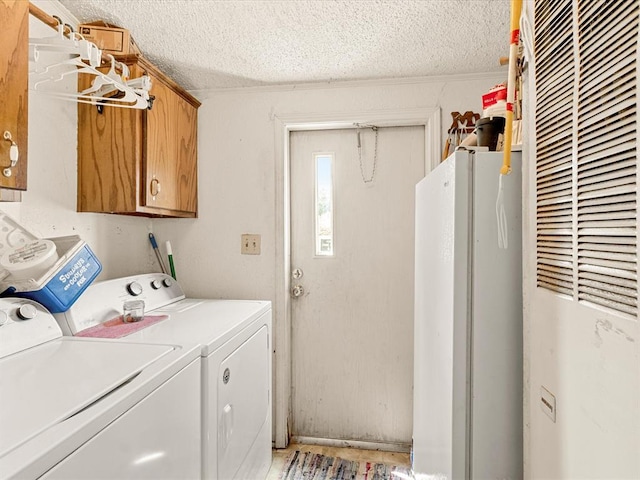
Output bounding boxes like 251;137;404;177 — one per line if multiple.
266;443;411;480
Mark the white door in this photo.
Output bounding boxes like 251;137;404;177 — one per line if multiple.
290;126;425;445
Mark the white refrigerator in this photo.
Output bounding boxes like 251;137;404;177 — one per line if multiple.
413;150;523;479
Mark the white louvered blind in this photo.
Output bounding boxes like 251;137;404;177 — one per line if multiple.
577;0;639;315
535;0;575;296
535;0;639;317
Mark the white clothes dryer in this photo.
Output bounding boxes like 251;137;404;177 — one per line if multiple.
0;297;201;480
54;273;272;480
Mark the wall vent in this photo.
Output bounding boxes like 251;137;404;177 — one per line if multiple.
535;0;639;317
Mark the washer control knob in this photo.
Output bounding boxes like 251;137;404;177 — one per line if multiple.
0;311;8;326
127;281;143;296
162;278;173;288
17;304;37;320
151;279;162;290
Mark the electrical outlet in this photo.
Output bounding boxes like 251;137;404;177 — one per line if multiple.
540;386;556;423
241;234;261;255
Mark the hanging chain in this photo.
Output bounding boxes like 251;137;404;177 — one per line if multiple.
357;126;378;184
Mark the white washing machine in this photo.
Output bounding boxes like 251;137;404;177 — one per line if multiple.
54;273;272;480
0;297;201;480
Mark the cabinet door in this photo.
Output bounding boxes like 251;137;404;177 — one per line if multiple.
175;94;198;214
77;72;142;213
0;1;28;190
144;76;179;211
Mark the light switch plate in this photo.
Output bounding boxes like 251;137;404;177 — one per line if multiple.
241;234;261;255
540;386;556;423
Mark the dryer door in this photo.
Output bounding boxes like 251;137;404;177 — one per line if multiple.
217;325;269;480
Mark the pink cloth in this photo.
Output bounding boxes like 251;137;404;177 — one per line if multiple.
76;315;169;339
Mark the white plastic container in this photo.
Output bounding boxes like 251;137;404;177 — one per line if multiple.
0;239;59;280
0;211;102;313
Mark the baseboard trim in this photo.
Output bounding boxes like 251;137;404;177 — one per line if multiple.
289;436;411;454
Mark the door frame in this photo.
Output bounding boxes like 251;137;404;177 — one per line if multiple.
273;107;441;448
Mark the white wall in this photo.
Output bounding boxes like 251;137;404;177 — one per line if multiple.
6;1;158;280
154;74;504;443
522;3;640;478
155;75;504;301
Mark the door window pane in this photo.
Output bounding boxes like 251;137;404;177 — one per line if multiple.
315;154;334;256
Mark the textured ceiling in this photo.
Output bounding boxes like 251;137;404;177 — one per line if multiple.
58;0;511;90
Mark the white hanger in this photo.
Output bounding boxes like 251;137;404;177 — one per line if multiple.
87;74;151;103
30;39;107;91
76;34;102;67
29;21;150;110
29;23;94;79
29;19;79;58
31;56;90;89
41;58;151;109
44;86;150;109
29;17;71;46
80;55;126;95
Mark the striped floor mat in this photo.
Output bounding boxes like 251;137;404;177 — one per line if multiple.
362;461;413;480
280;451;413;480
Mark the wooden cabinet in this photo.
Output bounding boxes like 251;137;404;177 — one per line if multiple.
77;55;200;217
0;0;29;191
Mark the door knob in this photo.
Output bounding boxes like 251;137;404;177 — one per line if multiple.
291;284;305;298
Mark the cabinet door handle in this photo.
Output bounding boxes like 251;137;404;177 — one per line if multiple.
3;131;19;178
150;177;161;197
